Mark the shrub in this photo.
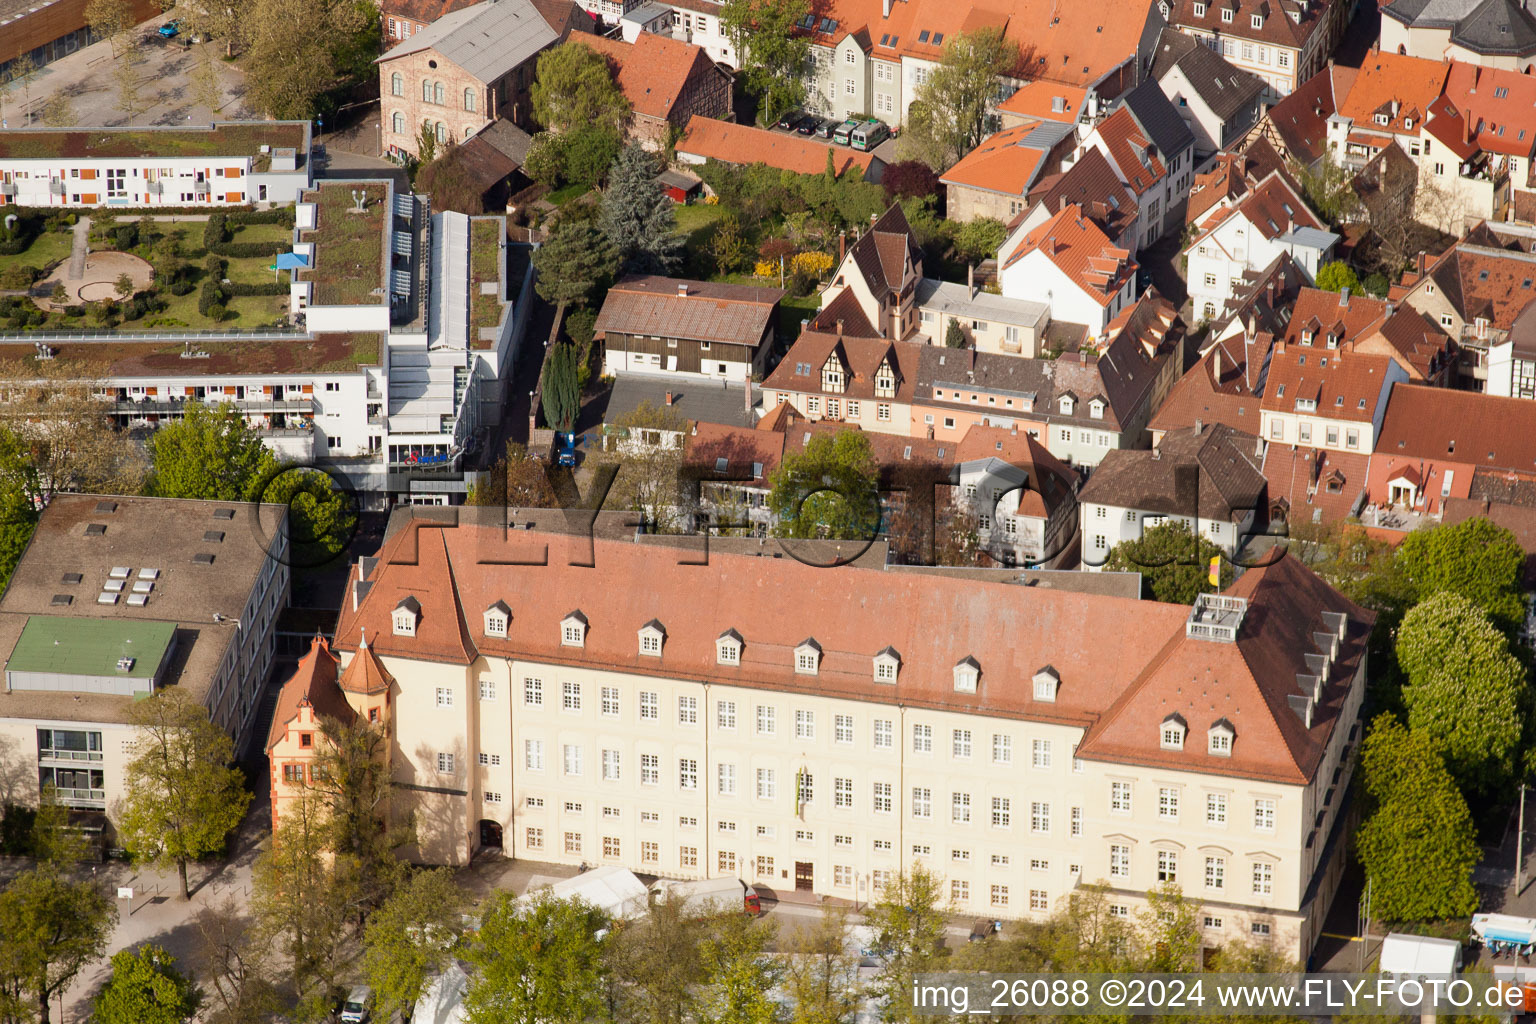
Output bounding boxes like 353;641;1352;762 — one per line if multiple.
223;281;288;297
170;277;196;296
113;224;139;250
0;265;37;289
64;304;87;318
210;240;287;258
206;302;228;322
203;213;230;249
203;253;227;279
198;279;226;317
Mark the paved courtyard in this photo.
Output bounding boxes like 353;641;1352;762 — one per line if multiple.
0;14;252;130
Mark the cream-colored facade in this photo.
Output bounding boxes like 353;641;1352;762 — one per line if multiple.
357;619;1362;961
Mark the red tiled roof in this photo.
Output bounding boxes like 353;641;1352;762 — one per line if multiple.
1376;383;1536;472
939;122;1058;196
332;516;1368;783
685;422;785;485
595;275;784;347
1093;105;1167;196
266;636;353;752
1004;203;1134;306
998;81;1087;121
1261;63;1357;167
677;116;878;177
1261;345;1396;423
760;330;921;402
1262;446;1372;524
1168;0;1331;50
1025;147;1139;243
1185;139;1289;225
569;33;722;122
1443;61;1536;158
341;637;395;696
1337;52;1450;137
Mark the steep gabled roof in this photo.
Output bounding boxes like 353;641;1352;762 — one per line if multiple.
1005;203;1134;306
1120;79;1197;158
342;525;475;665
1093;104;1168;196
1081;422;1266;521
569;32;725;122
940;120;1075;196
1260;63;1357;167
1377;383;1536;471
1151;28;1266;122
377;0;560;82
266;636;353;752
760;330;918;401
1336;52;1450;136
846;203;923;299
1025;147;1139;241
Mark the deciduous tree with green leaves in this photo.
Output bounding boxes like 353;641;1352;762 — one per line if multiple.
720;0;811;124
781;908;859;1024
1396;517;1527;636
1103;519;1233;603
898;29;1019;169
93;945;201;1024
768;429;881;540
606;893;709;1024
363;869;469;1023
251;790;346;1010
254;467;357;567
147;402;278;502
0;867;116;1024
864;863;952;1023
1397;591;1528;795
697;914;783;1024
462;891;610;1024
1357;714;1480;922
1314;260;1360;294
532;42;631;135
602;144;684;275
118;687;252;900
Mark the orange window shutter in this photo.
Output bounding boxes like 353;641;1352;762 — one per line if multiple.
80;168;96;180
225;166;241;177
81;194;98;204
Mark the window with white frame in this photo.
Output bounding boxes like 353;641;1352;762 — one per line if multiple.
524;739;544;770
639;691;658;720
874;719;893;748
1161;717;1185;750
1109;844;1130;878
562;745;582;776
952;792;971;823
718;763;737;795
435;687;453;708
561;614;585;646
795;641;820;674
679;758;698;790
1031;801;1050;833
993;734;1012;764
913;724;932;752
991;797;1011;828
795;709;815;739
483;603;509;637
602;748;620;781
952;880;969;902
562;681;580;712
953;658;979;693
1111;781;1132;814
1157;849;1178;882
757;705;776;735
639;624;664;656
1209;723;1234;755
1205;856;1225;890
640;754;659;785
757;768;776;799
912;787;932;818
1071;806;1082;836
1032;739;1051;769
717;633;742;664
678;696;698;725
1252;861;1273;895
524;677;543;706
1207;792;1228;825
717;700;737;729
1158;787;1179;820
834;777;853;808
874;649;899;682
601;686;619;716
835;714;853;743
436;752;455;774
953;729;972;758
479;679;496;701
1254;798;1275;831
873;781;892;812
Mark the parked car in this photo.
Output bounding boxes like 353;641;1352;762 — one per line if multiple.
831;119;860;146
339;985;374;1024
775;111;804;131
157;19;180;36
814;118;836;139
969;919;1001;942
795;117;820;136
850;119;890;151
555;431;578;467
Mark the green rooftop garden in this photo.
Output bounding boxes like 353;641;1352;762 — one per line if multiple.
0;124;307;166
300;183;388;307
469;218;504;347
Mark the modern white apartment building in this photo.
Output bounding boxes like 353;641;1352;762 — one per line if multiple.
0;122;313;208
0;177;534;504
0;495;289;826
331;512;1372;961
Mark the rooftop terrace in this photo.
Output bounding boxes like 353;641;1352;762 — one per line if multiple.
469;218;505;347
0;333;382;377
0;123;309;170
299;182;389;307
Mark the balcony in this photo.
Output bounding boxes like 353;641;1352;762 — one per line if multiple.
113;396;315;414
146;180;163;195
54;787;106;807
195;181;211;195
49;180;65;195
0;182;14;196
39;747;103;762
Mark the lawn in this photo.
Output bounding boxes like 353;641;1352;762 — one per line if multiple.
778;293;819;346
223;253;291;287
123;285;286;331
0;231;75;277
228;221;295;247
673;203;727;236
546;183;592;207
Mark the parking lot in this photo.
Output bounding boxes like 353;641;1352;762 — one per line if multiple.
0;13;252;129
763;113;904;166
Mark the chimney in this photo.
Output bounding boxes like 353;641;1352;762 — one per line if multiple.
359;627;367;649
870;213;879;225
1266;277;1275;307
677;283;688;297
1339;287;1351;305
968;264;976;298
839;231;846;262
882;0;892;14
1060;195;1069;213
1194;417;1203;433
836;318;845;337
744;378;753;415
665;391;674;406
1047;235;1057;255
1213;346;1222;381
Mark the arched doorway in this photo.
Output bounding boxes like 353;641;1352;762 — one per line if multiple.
479;819;503;848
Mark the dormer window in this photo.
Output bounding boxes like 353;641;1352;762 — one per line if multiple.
1161;713;1187;750
717;629;743;665
1058;395;1075;414
392;597;420;637
1032;665;1059;702
1089;399;1105;419
874;647;901;683
1301;330;1313;345
1193;1;1205;13
1208;721;1235;756
1374;113;1389;126
821;356;846;394
483;600;510;638
874;360;896;398
953;656;980;694
1404;117;1413;129
561;611;587;648
638;620;665;657
1221;7;1232;21
795;639;822;675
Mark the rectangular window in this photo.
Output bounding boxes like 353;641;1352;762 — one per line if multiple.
524;677;543;706
679;758;698;790
952;792;971;823
604;836;620;859
873;781;893;813
1110;844;1130;878
952;880;970;903
526;827;544;850
524;739;544;770
1031;739;1051;769
718;850;737;874
1030;889;1047;911
756;706;776;736
912;787;932;818
1157;850;1178;883
1030;801;1050;833
679;846;698;868
641;754;659;785
835;714;854;744
1252;861;1273;895
834;865;852;887
1205;856;1226;890
1159;787;1179;820
757;769;776;799
913;724;933;753
564;832;582;854
562;745;582;776
1254;799;1276;831
992;797;1012;828
952;729;972;758
834;777;853;808
601;686;619;716
433;686;453;708
640;691;658;720
1207;792;1228;825
477;752;501;767
795;709;815;739
717;700;737;729
874;719;893;748
756;855;774;878
1111;781;1132;814
642;841;659;864
562;681;581;711
437;753;455;774
993;734;1012;764
678;696;698;725
602;748;620;781
479;679;496;701
1071;806;1082;837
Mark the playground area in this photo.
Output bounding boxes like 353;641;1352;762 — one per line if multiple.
34;251;154;310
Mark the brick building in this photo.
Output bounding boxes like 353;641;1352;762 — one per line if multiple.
569;32;733;149
378;0;580;160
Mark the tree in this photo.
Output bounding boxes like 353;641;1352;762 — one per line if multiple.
708;215;748;275
39;94;75;127
8;55;38;127
147;402;278;502
954;217;1005;264
1314;260;1360;293
532;42;630;135
541;342;581;433
417;123;439;166
118;687;253;899
191;897;282;1024
944;318;965;348
31;786;92;869
0;427;43;592
115;272;134;299
415;145;486;214
882;161;941;203
1396;592;1527;795
781;909;859;1024
191;45;224;114
602;144;684;275
255;466;357;566
697;915;783;1024
1103;519;1234;603
768;429;881;540
593;402;691;532
1296;152;1357;226
1357;714;1480;922
251;791;346;1008
470;442;559;508
462;890;609;1024
898;29;1019;169
562;123;624;191
532;214;618;310
1135;884;1200;972
865;864;951;1023
0;868;116;1024
85;0;135;57
363;869;469;1023
0;370;149;498
93;945;200;1024
720;0;811;124
606;894;707;1024
244;0;370;119
1396;517;1526;635
112;40;145;120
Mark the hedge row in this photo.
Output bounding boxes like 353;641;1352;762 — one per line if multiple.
199;279;224;317
224;281;288;297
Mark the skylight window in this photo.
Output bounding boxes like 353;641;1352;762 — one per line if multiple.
918;29;930;41
932;32;943;43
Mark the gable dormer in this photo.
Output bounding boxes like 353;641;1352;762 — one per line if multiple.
392;596;420;637
953;656;980;694
874;356;896;397
1208;719;1235;756
483;600;510;638
821;350;848;394
1088;398;1106;419
873;646;900;683
1032;665;1059;702
795;638;822;675
1058;392;1076;415
638;619;665;657
717;628;743;665
561;610;587;648
1160;712;1187;750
